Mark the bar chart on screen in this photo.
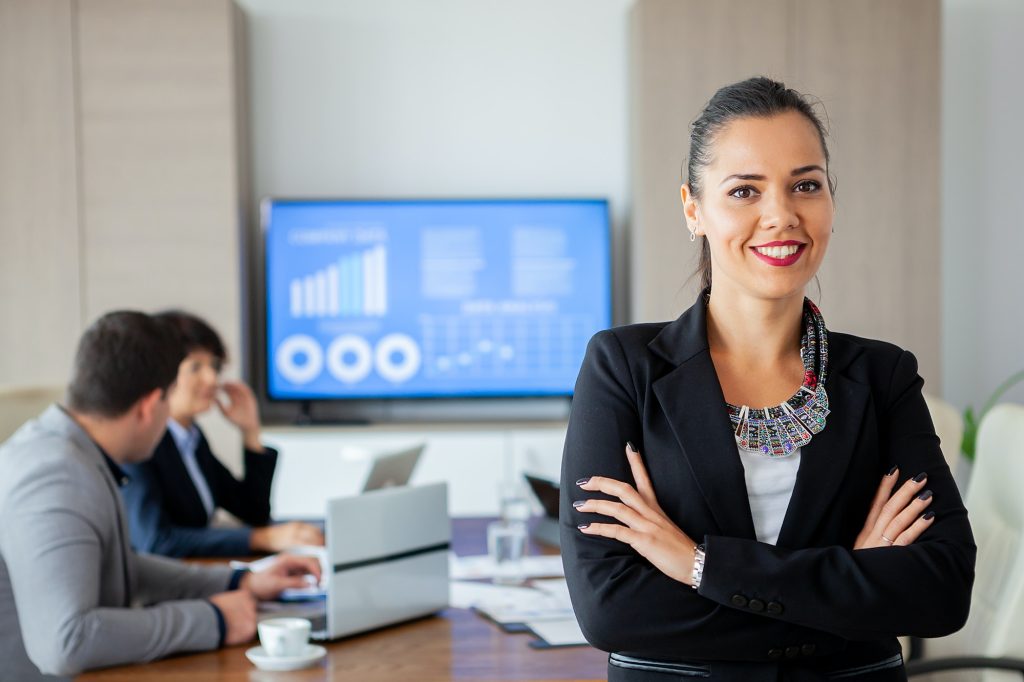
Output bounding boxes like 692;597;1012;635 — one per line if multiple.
289;244;388;318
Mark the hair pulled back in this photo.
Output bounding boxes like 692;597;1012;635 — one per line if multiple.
686;77;834;291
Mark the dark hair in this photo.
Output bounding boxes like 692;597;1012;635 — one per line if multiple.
154;310;227;362
687;76;834;291
66;311;184;417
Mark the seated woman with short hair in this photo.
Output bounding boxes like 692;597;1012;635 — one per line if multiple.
121;311;323;557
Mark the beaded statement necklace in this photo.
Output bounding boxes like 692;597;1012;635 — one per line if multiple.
725;298;830;458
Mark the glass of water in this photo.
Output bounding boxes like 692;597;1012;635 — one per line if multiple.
487;519;528;585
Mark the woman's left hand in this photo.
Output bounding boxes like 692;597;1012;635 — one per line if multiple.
217;380;263;449
575;443;699;586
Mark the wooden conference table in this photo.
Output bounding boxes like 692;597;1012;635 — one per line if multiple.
77;518;607;682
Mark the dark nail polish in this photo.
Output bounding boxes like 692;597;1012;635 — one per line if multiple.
912;472;927;483
923;510;936;520
887;465;898;476
626;440;638;453
576;477;591;486
917;489;933;501
572;500;586;509
578;523;590;530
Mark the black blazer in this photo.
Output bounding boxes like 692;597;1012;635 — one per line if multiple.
560;296;975;682
121;428;278;557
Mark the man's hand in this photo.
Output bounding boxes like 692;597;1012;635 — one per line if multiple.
241;554;323;601
208;590;258;646
250;521;325;553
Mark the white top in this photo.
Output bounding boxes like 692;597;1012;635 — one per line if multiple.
736;446;801;545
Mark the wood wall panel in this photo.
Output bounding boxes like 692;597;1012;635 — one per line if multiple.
0;0;81;388
630;0;941;387
74;0;247;464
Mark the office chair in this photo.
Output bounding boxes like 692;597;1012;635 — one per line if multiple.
906;403;1024;681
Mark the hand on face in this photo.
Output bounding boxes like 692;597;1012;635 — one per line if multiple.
216;380;261;440
574;443;700;586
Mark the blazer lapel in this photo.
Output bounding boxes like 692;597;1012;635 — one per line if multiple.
776;335;869;548
649;296;757;540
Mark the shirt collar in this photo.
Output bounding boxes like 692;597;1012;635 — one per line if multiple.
97;443;130;487
166;417;200;454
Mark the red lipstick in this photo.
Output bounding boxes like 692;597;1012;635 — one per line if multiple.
750;242;807;267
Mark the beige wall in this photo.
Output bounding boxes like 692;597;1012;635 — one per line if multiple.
630;0;942;388
0;0;247;462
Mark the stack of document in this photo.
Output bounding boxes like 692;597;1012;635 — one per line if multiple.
449;577;587;647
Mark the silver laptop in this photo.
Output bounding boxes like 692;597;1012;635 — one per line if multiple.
266;482;450;640
362;444;424;491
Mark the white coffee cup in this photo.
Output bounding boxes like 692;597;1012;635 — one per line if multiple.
257;617;311;658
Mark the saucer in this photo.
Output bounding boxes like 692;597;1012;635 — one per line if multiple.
245;644;327;671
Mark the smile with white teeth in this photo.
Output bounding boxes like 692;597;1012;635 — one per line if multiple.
753;244;801;258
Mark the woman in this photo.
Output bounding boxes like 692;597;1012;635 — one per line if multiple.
561;77;975;681
122;311;323;557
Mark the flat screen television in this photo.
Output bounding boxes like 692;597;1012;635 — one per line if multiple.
258;198;611;420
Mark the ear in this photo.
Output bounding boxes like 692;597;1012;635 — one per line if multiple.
680;184;701;235
135;387;165;425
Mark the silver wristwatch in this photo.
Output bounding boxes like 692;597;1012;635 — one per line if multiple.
691;543;706;589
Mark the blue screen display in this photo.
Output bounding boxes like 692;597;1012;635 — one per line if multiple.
264;199;611;400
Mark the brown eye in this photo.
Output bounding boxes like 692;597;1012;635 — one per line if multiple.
729;186;757;199
794;180;821;193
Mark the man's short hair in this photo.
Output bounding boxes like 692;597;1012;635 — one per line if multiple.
154;310;227;362
66;311;185;418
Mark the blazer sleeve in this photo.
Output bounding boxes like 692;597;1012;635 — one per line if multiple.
198;434;277;527
697;350;976;640
0;461;223;677
561;330;849;661
121;458;253;558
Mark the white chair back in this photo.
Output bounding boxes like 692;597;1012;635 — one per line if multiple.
923;403;1024;681
923;392;964;473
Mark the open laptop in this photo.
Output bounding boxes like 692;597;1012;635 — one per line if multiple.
362;444;423;491
270;443;425;522
524;474;561;548
263;482;450;640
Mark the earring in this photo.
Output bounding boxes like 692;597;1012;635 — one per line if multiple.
690;231;696;242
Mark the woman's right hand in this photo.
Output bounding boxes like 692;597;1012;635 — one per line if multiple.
854;466;936;549
250;521;325;553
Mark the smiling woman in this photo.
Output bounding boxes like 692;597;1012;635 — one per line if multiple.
560;77;976;681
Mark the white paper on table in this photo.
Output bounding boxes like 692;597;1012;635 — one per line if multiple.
453;578;575;624
449;580;540;610
526;617;588;647
448;553;564;581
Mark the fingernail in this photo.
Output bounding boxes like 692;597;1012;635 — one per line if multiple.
572;500;586;509
917;489;933;501
887;465;898;476
923;510;936;520
912;472;927;483
577;523;590;530
626;440;638;453
576;477;591;486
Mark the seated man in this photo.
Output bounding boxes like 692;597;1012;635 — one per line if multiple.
0;311;320;681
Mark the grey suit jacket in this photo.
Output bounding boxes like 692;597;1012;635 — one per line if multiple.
0;405;235;681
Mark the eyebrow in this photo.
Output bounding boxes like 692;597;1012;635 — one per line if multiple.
719;165;827;186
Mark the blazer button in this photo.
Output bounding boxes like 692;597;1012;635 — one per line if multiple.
768;648;784;660
801;644;816;656
748;598;766;612
785;646;800;659
731;594;749;608
767;601;784;615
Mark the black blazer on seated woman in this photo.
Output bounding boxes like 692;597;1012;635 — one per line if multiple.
121;428;278;557
560;295;975;682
